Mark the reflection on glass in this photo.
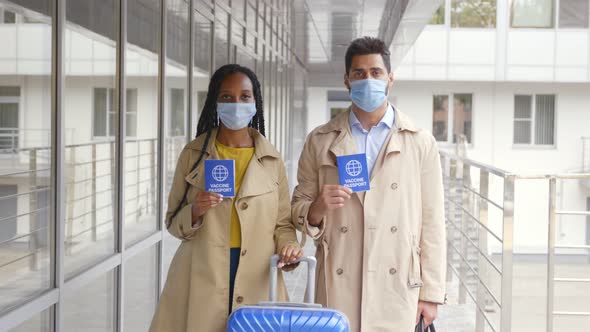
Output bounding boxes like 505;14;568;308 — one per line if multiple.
511;0;554;28
9;308;51;332
64;0;117;278
192;10;212;137
124;247;158;332
124;0;160;247
451;0;496;28
63;270;116;332
0;1;53;312
453;94;472;143
164;0;188;208
215;14;229;68
432;95;449;142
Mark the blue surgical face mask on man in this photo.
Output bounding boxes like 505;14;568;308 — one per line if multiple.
349;78;388;113
217;102;257;130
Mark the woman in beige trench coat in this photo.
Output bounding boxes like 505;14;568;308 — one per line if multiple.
149;64;302;332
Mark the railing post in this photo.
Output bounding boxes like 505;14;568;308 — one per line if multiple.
65;146;76;256
443;155;453;283
501;175;515;332
136;140;141;223
459;162;470;305
476;169;490;332
29;149;39;271
547;176;557;332
92;143;97;241
150;139;156;216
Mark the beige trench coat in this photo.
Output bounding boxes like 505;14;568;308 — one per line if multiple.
150;128;299;332
292;109;446;331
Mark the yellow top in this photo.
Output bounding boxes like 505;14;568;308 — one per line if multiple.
215;140;255;248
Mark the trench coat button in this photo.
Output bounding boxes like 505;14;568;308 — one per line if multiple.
391;226;398;233
241;249;247;256
340;226;348;233
389;268;397;275
240;202;248;210
236;296;244;303
391;183;398;190
336;268;344;275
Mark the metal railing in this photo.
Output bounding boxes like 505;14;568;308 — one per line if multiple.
441;141;590;332
441;149;514;332
0;136;186;274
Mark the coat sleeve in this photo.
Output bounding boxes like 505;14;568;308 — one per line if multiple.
273;160;300;253
418;134;447;304
291;133;326;242
165;148;203;241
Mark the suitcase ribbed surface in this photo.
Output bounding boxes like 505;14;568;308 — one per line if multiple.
228;306;349;332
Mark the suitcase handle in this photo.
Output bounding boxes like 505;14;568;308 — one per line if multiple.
269;255;317;304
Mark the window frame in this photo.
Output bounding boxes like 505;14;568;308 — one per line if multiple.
92;87;138;139
432;92;474;146
0;86;21;153
512;93;557;149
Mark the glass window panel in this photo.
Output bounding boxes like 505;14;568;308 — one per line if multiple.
451;0;496;27
237;47;256;71
453;94;472;143
215;16;230;67
124;247;158;332
169;88;185;136
125;89;138;137
3;10;16;24
432;95;449;142
232;0;246;21
429;15;446;30
193;11;212;138
559;0;589;28
535;94;555;145
63;270;116;332
164;0;189;225
511;0;554;28
514;120;532;144
194;11;211;75
0;86;21;96
9;308;51;332
514;95;532;119
93;88;108;137
64;0;117;278
124;0;160;247
0;1;52;312
232;21;245;47
246;1;257;32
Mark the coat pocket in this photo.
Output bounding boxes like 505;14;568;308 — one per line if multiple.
408;235;424;288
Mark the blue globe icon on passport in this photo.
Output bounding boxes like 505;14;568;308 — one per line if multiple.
345;160;362;177
212;165;229;182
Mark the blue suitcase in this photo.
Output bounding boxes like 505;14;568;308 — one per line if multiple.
227;255;350;331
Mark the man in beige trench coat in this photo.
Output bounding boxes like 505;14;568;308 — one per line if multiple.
292;37;446;331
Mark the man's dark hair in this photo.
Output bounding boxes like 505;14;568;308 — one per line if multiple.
345;36;391;74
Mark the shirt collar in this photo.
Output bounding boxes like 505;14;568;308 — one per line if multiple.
349;103;395;132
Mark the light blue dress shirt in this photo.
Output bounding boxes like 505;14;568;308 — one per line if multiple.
349;104;395;175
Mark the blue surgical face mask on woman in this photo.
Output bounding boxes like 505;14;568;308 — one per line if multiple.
349;78;388;113
217;102;257;130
